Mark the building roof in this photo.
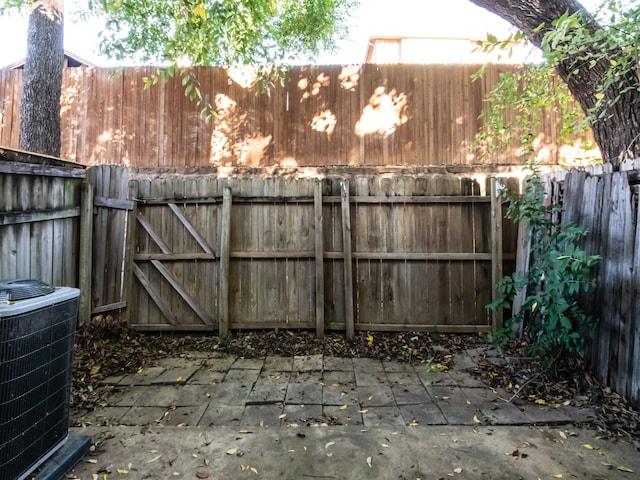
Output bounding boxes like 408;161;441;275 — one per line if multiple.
364;36;534;64
2;50;95;70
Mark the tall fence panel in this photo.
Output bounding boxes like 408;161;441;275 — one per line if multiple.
551;167;640;410
0;65;589;169
0;148;89;312
88;165;135;318
90;171;515;334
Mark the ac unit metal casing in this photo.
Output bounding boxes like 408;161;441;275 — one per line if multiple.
0;281;80;480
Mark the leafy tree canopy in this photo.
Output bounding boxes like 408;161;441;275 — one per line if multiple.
472;0;640;166
80;0;356;67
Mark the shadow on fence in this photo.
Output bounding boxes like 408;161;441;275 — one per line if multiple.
547;166;640;410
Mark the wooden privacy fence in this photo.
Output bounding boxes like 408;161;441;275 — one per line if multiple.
0;65;585;170
0;147;92;319
549;166;640;410
89;165;513;335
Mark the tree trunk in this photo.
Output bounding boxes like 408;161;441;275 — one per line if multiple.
19;0;64;157
469;0;640;167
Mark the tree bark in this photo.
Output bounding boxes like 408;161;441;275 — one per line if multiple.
19;0;64;157
469;0;640;167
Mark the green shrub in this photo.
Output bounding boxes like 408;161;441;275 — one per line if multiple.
488;168;600;364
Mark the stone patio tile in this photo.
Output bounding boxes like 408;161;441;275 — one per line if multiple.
323;405;363;426
447;369;487;387
223;368;261;386
322;370;355;386
232;357;265;370
111;386;146;407
289;371;323;384
198;404;244;427
118;367;166;386
151;366;201;385
361;406;405;428
386;371;421;386
134;385;180;407
173;385;217;406
282;404;324;425
188;368;226;385
246;385;287;404
160;405;207;426
355;370;388;387
427;386;479;425
119;407;167;425
285;383;323;405
519;404;592;425
383;361;416;373
398;404;447;426
415;367;456;387
255;371;292;386
205;355;237;371
391;385;430;406
358;386;395;407
264;355;294;371
240;404;284;427
155;357;204;368
323;357;353;371
73;406;129;427
322;385;359;406
207;383;252;406
293;354;323;372
100;375;125;386
352;358;384;372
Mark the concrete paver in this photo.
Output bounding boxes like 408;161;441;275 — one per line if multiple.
68;350;640;480
246;384;287;404
358;385;395;407
232;357;265;370
188;368;225;385
292;354;323;372
151;366;201;385
285;383;323;405
113;366;165;386
322;369;355;386
264;355;293;371
322;384;359;406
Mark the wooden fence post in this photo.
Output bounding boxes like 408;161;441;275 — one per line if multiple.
219;187;232;337
78;181;93;324
341;180;354;338
490;177;503;333
314;180;325;337
120;180;138;326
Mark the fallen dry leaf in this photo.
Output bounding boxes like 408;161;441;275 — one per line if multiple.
617;466;634;473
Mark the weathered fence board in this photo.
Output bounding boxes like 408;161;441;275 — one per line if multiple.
90;167;514;334
0;65;591;170
551;167;640;410
0;148;88;317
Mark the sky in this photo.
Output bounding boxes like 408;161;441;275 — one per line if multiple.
0;0;602;68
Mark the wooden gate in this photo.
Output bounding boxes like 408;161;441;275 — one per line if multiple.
113;172;508;334
131;177;219;330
